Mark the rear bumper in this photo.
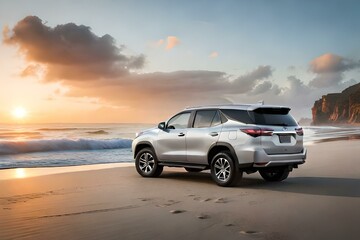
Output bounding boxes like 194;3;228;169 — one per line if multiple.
253;148;307;167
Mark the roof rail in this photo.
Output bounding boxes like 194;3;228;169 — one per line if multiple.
185;103;250;109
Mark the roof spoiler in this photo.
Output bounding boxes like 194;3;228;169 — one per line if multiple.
251;106;291;114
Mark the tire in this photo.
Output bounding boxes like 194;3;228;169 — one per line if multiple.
184;167;203;173
135;148;163;177
210;152;242;187
259;167;289;182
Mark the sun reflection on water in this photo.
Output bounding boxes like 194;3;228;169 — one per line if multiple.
15;168;26;178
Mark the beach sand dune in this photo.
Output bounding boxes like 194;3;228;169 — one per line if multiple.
0;141;359;240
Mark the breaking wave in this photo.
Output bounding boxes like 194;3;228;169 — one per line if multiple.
0;138;132;155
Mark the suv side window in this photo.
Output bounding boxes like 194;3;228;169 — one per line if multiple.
193;110;221;128
167;112;191;129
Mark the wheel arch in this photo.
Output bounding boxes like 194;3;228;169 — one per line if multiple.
207;142;239;166
134;141;156;158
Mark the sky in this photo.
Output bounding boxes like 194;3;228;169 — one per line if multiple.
0;0;360;123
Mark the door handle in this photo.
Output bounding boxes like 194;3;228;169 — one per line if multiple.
178;133;185;137
209;132;218;137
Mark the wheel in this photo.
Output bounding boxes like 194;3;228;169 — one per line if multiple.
184;167;203;173
210;152;242;187
135;148;163;177
259;167;289;182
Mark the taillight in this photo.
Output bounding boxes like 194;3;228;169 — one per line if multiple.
295;127;304;136
241;128;274;137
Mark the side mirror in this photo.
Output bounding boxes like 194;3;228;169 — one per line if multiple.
158;122;166;130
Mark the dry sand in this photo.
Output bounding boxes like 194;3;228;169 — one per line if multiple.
0;140;359;240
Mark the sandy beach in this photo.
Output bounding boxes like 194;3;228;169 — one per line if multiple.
0;140;359;240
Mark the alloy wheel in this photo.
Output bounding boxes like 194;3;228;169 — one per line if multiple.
139;152;155;173
214;157;231;182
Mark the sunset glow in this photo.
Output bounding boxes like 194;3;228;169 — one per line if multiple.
12;107;27;119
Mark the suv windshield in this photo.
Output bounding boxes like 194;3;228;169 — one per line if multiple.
221;108;298;126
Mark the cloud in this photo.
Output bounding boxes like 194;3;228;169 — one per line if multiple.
309;72;343;88
310;53;359;73
153;36;180;50
166;36;180;50
231;65;272;92
250;81;273;95
209;51;218;58
3;16;145;81
20;64;42;77
3;17;272;96
4;17;360;121
156;39;164;46
286;76;311;96
309;53;360;88
59;66;274;122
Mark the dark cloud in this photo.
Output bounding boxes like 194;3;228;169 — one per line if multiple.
66;67;273;115
3;16;145;81
127;65;272;95
309;72;343;88
231;65;272;92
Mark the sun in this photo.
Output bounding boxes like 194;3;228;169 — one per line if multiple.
12;107;28;119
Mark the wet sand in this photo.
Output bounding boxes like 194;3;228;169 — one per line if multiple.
0;141;359;240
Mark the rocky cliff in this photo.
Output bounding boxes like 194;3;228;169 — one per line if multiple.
312;82;360;125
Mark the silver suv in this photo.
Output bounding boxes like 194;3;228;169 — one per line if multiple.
132;104;307;187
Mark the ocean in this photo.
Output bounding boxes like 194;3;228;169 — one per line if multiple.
0;123;360;169
0;123;152;169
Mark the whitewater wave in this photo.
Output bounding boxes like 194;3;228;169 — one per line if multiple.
37;128;79;131
0;138;132;155
37;128;109;131
86;130;109;134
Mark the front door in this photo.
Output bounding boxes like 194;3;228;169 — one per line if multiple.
156;112;191;162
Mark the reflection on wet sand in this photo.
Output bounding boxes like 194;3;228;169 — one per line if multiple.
304;126;360;144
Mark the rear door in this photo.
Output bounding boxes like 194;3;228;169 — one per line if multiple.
249;108;303;154
156;112;191;162
186;110;222;164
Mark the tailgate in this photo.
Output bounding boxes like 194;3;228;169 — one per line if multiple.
261;126;303;155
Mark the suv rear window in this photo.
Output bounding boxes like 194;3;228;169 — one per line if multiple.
221;108;297;126
193;110;221;128
220;109;253;124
